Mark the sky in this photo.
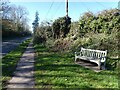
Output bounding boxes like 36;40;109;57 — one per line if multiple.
10;0;119;31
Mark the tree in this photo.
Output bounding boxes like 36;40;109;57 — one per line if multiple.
1;3;31;38
32;11;39;33
52;16;71;39
1;0;11;19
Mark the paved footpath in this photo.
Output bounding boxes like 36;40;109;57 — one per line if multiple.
7;42;35;89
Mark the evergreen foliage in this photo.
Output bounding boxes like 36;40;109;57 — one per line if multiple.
32;11;39;33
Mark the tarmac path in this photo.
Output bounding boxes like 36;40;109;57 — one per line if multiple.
7;42;35;89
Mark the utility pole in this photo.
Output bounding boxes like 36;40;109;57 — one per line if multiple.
66;0;68;18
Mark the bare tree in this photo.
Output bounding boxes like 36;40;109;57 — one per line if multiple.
8;5;29;31
1;1;31;37
1;0;11;19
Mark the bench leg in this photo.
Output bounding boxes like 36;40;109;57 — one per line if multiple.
75;56;79;62
103;61;106;70
98;65;101;70
75;57;77;62
98;60;101;70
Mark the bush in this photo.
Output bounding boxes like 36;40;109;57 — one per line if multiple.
45;38;55;48
51;38;73;52
33;28;46;44
52;16;71;39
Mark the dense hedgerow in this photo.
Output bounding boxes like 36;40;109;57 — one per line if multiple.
75;9;119;56
34;8;120;58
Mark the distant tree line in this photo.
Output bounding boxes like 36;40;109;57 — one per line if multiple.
1;1;31;38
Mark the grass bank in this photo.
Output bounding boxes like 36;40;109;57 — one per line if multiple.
2;39;31;88
34;44;118;89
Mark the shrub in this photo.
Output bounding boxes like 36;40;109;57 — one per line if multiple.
52;16;71;39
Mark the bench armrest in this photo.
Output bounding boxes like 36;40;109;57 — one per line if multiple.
75;51;82;56
75;52;77;56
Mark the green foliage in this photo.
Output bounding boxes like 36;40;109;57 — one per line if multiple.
33;27;46;44
79;12;95;37
33;20;54;45
78;9;120;35
52;16;71;39
32;11;39;32
106;58;119;70
45;39;55;48
68;21;79;38
2;19;31;38
49;37;74;52
35;16;72;51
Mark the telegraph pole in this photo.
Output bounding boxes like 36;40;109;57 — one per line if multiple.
65;0;71;37
66;0;68;18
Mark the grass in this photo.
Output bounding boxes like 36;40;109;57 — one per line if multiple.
34;44;119;89
1;39;31;88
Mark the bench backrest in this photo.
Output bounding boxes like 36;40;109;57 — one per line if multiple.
81;47;107;62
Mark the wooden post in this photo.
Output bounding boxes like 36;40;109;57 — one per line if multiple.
66;0;68;18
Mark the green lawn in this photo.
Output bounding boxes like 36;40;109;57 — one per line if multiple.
34;44;118;89
2;39;31;88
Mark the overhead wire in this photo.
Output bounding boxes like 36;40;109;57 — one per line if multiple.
80;2;91;12
94;1;108;9
79;2;92;18
95;1;118;10
43;1;54;21
51;0;64;19
79;2;111;16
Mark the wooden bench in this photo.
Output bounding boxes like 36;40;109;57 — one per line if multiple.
75;47;107;70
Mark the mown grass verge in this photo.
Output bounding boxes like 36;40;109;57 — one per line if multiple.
1;38;31;88
34;44;119;89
